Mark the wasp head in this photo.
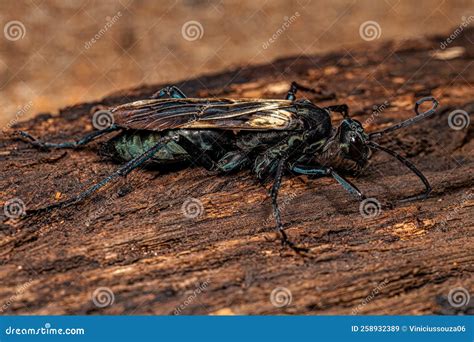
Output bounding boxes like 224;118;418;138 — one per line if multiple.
337;119;371;167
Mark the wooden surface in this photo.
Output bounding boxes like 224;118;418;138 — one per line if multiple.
0;32;473;315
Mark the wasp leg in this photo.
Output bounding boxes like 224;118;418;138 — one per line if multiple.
18;125;119;150
270;160;309;254
290;165;365;200
323;104;349;119
329;169;366;200
290;165;327;176
25;135;177;216
215;151;250;172
367;141;431;202
151;85;187;99
175;135;216;170
285;81;317;101
253;138;299;180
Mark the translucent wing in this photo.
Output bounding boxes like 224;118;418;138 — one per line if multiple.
112;98;304;131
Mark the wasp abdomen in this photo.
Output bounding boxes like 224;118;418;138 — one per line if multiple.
109;129;231;165
112;131;189;163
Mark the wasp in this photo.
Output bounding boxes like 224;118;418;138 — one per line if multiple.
19;82;438;252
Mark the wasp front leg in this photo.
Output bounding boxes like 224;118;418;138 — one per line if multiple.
290;164;365;201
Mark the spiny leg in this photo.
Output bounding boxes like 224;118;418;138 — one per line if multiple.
151;85;187;99
323;104;350;119
367;141;431;202
18;125;119;150
25;135;177;216
270;159;308;254
290;165;365;200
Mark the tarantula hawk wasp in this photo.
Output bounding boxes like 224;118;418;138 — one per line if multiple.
19;82;438;253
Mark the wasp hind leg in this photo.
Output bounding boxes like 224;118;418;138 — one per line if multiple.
25;135;177;216
18;125;119;150
151;85;187;99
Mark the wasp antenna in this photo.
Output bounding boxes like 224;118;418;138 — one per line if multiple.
367;141;431;201
369;96;439;140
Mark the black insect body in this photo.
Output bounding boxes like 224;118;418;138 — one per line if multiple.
19;83;438;252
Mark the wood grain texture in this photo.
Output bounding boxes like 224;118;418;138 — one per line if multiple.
0;32;473;315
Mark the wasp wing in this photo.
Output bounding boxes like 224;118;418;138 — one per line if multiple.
112;98;304;131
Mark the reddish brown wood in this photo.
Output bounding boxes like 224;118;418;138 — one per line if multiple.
0;32;472;315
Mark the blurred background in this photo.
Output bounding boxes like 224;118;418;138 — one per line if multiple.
0;0;472;127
